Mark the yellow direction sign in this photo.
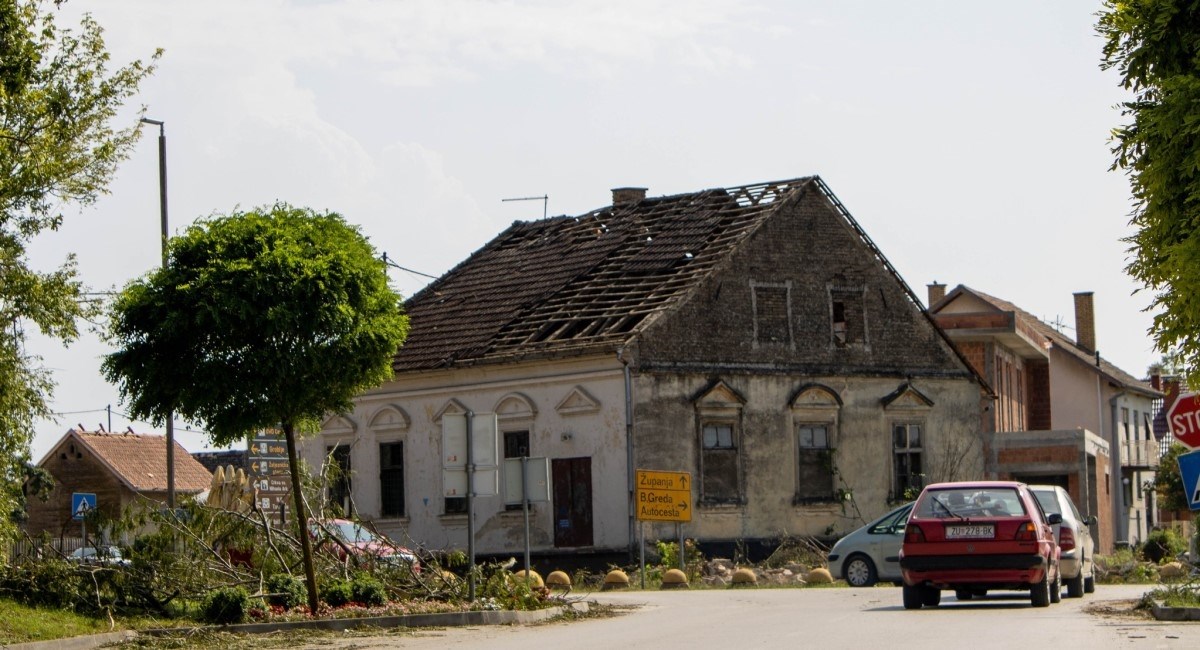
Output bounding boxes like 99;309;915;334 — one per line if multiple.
636;469;692;522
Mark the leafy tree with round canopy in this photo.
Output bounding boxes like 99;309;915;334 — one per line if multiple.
0;0;158;551
1099;1;1200;386
103;204;408;613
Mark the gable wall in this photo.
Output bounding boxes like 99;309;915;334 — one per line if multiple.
637;188;966;375
629;189;984;543
26;438;134;539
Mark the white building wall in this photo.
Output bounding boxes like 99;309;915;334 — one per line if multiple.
300;355;631;556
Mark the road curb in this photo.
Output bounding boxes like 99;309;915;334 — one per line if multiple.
1150;600;1200;621
2;630;137;650
2;602;588;649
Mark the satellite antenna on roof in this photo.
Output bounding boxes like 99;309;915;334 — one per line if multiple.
502;194;548;219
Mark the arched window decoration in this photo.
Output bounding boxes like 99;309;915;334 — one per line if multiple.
368;405;410;519
693;380;746;504
881;382;934;501
790;384;842;504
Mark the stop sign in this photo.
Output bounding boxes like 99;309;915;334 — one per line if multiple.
1168;392;1200;449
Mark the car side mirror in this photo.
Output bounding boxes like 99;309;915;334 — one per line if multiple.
1087;515;1098;526
1047;513;1063;525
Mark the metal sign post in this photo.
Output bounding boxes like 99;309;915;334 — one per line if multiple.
466;411;475;601
522;457;531;577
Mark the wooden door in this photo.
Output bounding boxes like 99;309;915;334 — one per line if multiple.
552;457;593;548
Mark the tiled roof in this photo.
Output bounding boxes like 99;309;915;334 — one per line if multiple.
952;286;1160;397
396;178;820;371
67;429;212;493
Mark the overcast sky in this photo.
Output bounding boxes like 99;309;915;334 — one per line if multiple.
26;0;1153;460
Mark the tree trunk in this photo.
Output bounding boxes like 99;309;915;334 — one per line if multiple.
284;422;321;613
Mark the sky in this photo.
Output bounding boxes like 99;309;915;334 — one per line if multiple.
25;0;1154;461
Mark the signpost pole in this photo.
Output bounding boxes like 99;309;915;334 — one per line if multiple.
677;522;685;572
522;456;531;578
466;411;476;601
639;521;645;589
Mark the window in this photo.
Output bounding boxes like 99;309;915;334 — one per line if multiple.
796;424;834;502
326;445;352;516
892;423;923;500
504;430;530;510
379;442;404;517
444;496;467;515
829;286;866;348
752;282;792;348
504;430;530;458
701;422;739;502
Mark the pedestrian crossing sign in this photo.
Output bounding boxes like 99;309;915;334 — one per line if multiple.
71;493;96;520
1177;450;1200;512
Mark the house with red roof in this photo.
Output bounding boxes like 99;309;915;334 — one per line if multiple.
25;428;212;540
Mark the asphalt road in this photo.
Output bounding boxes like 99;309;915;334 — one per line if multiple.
303;584;1199;649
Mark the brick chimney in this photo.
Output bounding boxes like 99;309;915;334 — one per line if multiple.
1073;291;1096;352
612;187;647;208
927;282;946;308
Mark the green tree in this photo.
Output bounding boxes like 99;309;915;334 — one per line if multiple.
1152;442;1191;513
0;0;157;550
1099;2;1200;386
102;203;408;613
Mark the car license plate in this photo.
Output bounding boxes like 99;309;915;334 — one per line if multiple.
946;525;994;539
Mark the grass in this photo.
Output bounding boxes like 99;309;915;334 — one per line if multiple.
0;598;121;645
0;597;198;646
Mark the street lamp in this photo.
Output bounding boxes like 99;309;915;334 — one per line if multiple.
140;117;174;508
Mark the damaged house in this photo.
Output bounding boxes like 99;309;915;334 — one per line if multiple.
300;177;990;560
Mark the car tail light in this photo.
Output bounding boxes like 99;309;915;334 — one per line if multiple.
1059;526;1075;551
904;523;925;543
1014;521;1037;541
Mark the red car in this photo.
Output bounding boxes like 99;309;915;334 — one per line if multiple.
312;519;420;573
899;481;1061;609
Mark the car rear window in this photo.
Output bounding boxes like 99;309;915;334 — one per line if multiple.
916;487;1027;518
1032;490;1060;515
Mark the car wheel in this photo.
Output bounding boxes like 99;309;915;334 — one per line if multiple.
955;589;973;601
1031;568;1051;608
1050;567;1062;604
902;584;924;610
1066;569;1084;598
844;554;878;587
920;585;941;607
1084;575;1095;594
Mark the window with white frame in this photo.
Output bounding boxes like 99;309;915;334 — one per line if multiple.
892;423;924;500
796;423;834;502
701;421;740;502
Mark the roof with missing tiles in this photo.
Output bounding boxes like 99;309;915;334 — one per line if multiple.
396;177;822;372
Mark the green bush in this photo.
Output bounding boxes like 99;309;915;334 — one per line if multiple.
322;579;353;607
0;559;81;609
350;575;387;607
1141;528;1188;564
201;586;249;625
263;573;306;610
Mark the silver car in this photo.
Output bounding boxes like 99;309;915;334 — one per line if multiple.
827;502;913;587
1029;484;1096;597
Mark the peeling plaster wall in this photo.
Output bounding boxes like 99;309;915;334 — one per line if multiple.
633;372;983;542
300;356;630;555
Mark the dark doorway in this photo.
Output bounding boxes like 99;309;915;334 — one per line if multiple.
552;457;593;548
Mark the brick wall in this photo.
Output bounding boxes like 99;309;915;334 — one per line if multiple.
1026;359;1051;430
26;439;134;539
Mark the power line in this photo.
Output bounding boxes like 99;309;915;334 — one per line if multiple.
381;252;438;279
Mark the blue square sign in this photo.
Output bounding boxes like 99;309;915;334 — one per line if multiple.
71;493;96;520
1177;450;1200;512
